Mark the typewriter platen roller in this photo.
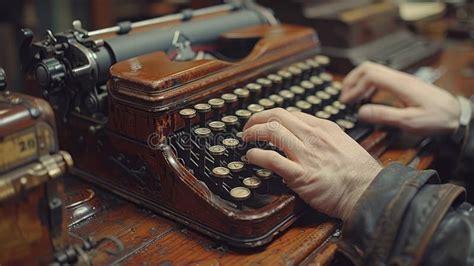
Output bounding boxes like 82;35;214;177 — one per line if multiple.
23;4;377;247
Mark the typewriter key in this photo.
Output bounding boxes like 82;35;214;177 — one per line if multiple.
267;74;283;91
295;62;311;79
209;121;226;133
256;169;273;180
179;108;196;162
234;88;250;108
221;115;239;128
235;109;252;124
212;166;230;179
221;93;238;114
306;95;322;111
277;70;293;89
310;76;324;88
332;101;346;111
315;111;331;120
279;90;295;107
195;127;211;174
228;161;245;173
316;91;331;104
223;138;239;149
247;104;264;114
246;83;262;99
209;145;226;167
256;78;272;97
320;72;333;84
286;106;301;112
288;66;303;83
235;132;243;139
296;101;312;112
336;119;355;130
300;81;315;95
243;176;262;189
194;127;211;137
315;55;330;68
290;86;305;101
208;98;225;120
305;58;320;75
230;187;251;201
258;98;275;110
324;106;339;117
332;81;343;91
194;103;212;127
269;94;284;107
325;87;339;98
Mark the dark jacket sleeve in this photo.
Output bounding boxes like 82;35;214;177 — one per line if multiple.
338;163;474;265
454;106;474;178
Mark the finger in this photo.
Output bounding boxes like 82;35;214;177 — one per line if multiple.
358;104;416;128
342;63;366;89
340;75;373;103
246;148;303;179
243;108;313;140
243;122;304;157
290;111;331;128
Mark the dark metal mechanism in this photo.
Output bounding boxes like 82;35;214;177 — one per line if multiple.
19;2;272;122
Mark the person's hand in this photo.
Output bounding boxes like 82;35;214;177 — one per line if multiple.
340;62;461;136
242;108;382;221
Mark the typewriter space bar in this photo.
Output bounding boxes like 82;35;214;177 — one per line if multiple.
348;123;373;142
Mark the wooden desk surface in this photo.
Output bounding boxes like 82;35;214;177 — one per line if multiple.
63;40;474;265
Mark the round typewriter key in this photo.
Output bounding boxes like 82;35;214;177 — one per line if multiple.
306;58;320;73
230;187;251;201
235;109;252;120
267;74;283;91
246;83;262;93
212;166;230;179
247;104;264;114
332;81;343;91
258;98;275;109
314;55;330;67
221;115;239;126
310;76;324;87
325;86;339;97
257;78;272;97
288;66;303;83
306;95;322;107
241;155;249;164
315;111;331;120
235;132;244;139
320;72;333;83
228;161;245;173
332;101;346;111
223;138;239;149
316;91;331;101
296;100;312;112
194;127;211;137
277;70;293;88
195;103;212;127
179;108;197;119
290;86;305;101
208;98;225;109
208;145;226;156
300;80;315;94
286;106;301;112
234;88;250;107
295;62;311;76
221;93;238;103
256;169;273;180
279;90;295;106
269;94;284;107
243;176;262;189
209;121;226;132
324;105;339;116
336;119;355;130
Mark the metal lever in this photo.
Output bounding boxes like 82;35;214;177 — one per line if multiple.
172;31;196;61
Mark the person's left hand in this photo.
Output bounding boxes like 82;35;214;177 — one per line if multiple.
242;108;382;221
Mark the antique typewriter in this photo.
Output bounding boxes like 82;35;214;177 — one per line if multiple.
259;0;442;73
20;2;385;247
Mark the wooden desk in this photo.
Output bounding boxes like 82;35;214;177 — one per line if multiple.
63;40;473;265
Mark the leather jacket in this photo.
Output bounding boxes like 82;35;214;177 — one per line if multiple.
338;106;474;265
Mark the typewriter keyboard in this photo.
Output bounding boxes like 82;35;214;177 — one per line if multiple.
169;55;372;209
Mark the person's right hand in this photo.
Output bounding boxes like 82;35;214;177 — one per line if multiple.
340;62;461;136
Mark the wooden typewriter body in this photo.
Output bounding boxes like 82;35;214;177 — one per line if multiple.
0;77;72;264
52;23;387;247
